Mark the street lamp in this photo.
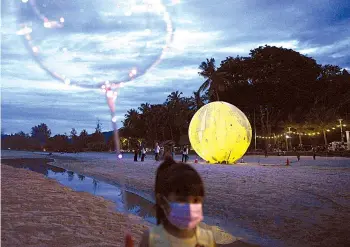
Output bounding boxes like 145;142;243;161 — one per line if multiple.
286;127;292;151
338;119;344;143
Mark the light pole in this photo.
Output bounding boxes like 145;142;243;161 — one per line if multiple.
288;127;291;150
338;119;344;143
254;109;257;151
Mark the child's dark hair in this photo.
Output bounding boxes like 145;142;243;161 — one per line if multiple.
154;156;205;225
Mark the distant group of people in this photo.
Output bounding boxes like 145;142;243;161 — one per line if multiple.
133;145;146;162
263;146;318;162
133;142;191;163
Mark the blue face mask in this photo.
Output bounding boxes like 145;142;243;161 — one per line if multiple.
163;197;203;229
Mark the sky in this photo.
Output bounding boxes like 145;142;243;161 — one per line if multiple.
1;0;350;135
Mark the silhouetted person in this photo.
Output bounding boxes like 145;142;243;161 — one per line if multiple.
313;148;316;160
138;147;142;159
293;148;300;161
141;146;146;162
182;145;189;162
134;147;138;162
264;148;268;157
154;142;160;161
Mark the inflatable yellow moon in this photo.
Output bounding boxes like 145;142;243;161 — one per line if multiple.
188;101;252;164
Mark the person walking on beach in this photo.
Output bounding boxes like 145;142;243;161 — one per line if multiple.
139;146;142;159
294;147;300;161
296;150;300;161
134;146;138;162
312;148;316;160
182;145;189;163
154;142;160;161
141;146;146;162
182;146;185;162
137;156;216;247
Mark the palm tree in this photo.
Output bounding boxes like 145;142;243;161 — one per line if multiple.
123;109;139;129
190;91;204;111
198;58;227;101
138;103;151;114
198;58;219;100
166;91;183;105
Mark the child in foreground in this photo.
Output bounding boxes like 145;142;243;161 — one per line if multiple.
139;156;216;247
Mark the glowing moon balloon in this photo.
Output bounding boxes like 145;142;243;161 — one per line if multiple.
188;102;252;164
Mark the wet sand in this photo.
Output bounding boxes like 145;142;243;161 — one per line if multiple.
1;162;148;247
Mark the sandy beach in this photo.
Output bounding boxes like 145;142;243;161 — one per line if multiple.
2;150;350;246
1;161;149;247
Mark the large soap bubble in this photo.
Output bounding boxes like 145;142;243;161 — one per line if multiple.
188;101;252;164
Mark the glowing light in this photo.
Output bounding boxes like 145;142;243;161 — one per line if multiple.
64;78;71;85
59;17;65;23
106;90;114;98
131;68;137;75
188;102;252;164
343;124;347;127
22;0;28;3
44;21;51;28
16;26;32;35
118;154;123;159
32;46;39;53
112;116;118;123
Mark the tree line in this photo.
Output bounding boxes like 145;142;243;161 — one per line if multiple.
1;121;112;152
121;45;349;150
2;45;349;152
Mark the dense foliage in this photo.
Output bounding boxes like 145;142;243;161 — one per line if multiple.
2;45;349;152
121;45;349;149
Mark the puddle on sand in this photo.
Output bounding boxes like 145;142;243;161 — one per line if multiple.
2;158;157;224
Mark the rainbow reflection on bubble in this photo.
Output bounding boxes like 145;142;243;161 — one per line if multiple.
17;0;176;91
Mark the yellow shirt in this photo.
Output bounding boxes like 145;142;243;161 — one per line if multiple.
149;224;215;247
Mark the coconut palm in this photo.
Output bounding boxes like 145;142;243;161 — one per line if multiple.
198;58;225;101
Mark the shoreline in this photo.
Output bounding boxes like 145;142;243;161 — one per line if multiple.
2;150;350;246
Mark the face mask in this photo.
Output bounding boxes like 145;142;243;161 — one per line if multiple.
163;198;203;229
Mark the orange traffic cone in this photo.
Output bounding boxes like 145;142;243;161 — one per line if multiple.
286;158;290;166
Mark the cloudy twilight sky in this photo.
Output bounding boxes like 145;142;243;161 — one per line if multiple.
1;0;349;135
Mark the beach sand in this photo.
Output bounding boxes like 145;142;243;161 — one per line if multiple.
1;153;255;247
1;162;148;247
2;151;350;246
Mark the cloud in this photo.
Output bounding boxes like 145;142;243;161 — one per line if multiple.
1;0;349;134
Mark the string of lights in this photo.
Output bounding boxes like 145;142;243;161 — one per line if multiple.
257;123;348;139
17;0;175;92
